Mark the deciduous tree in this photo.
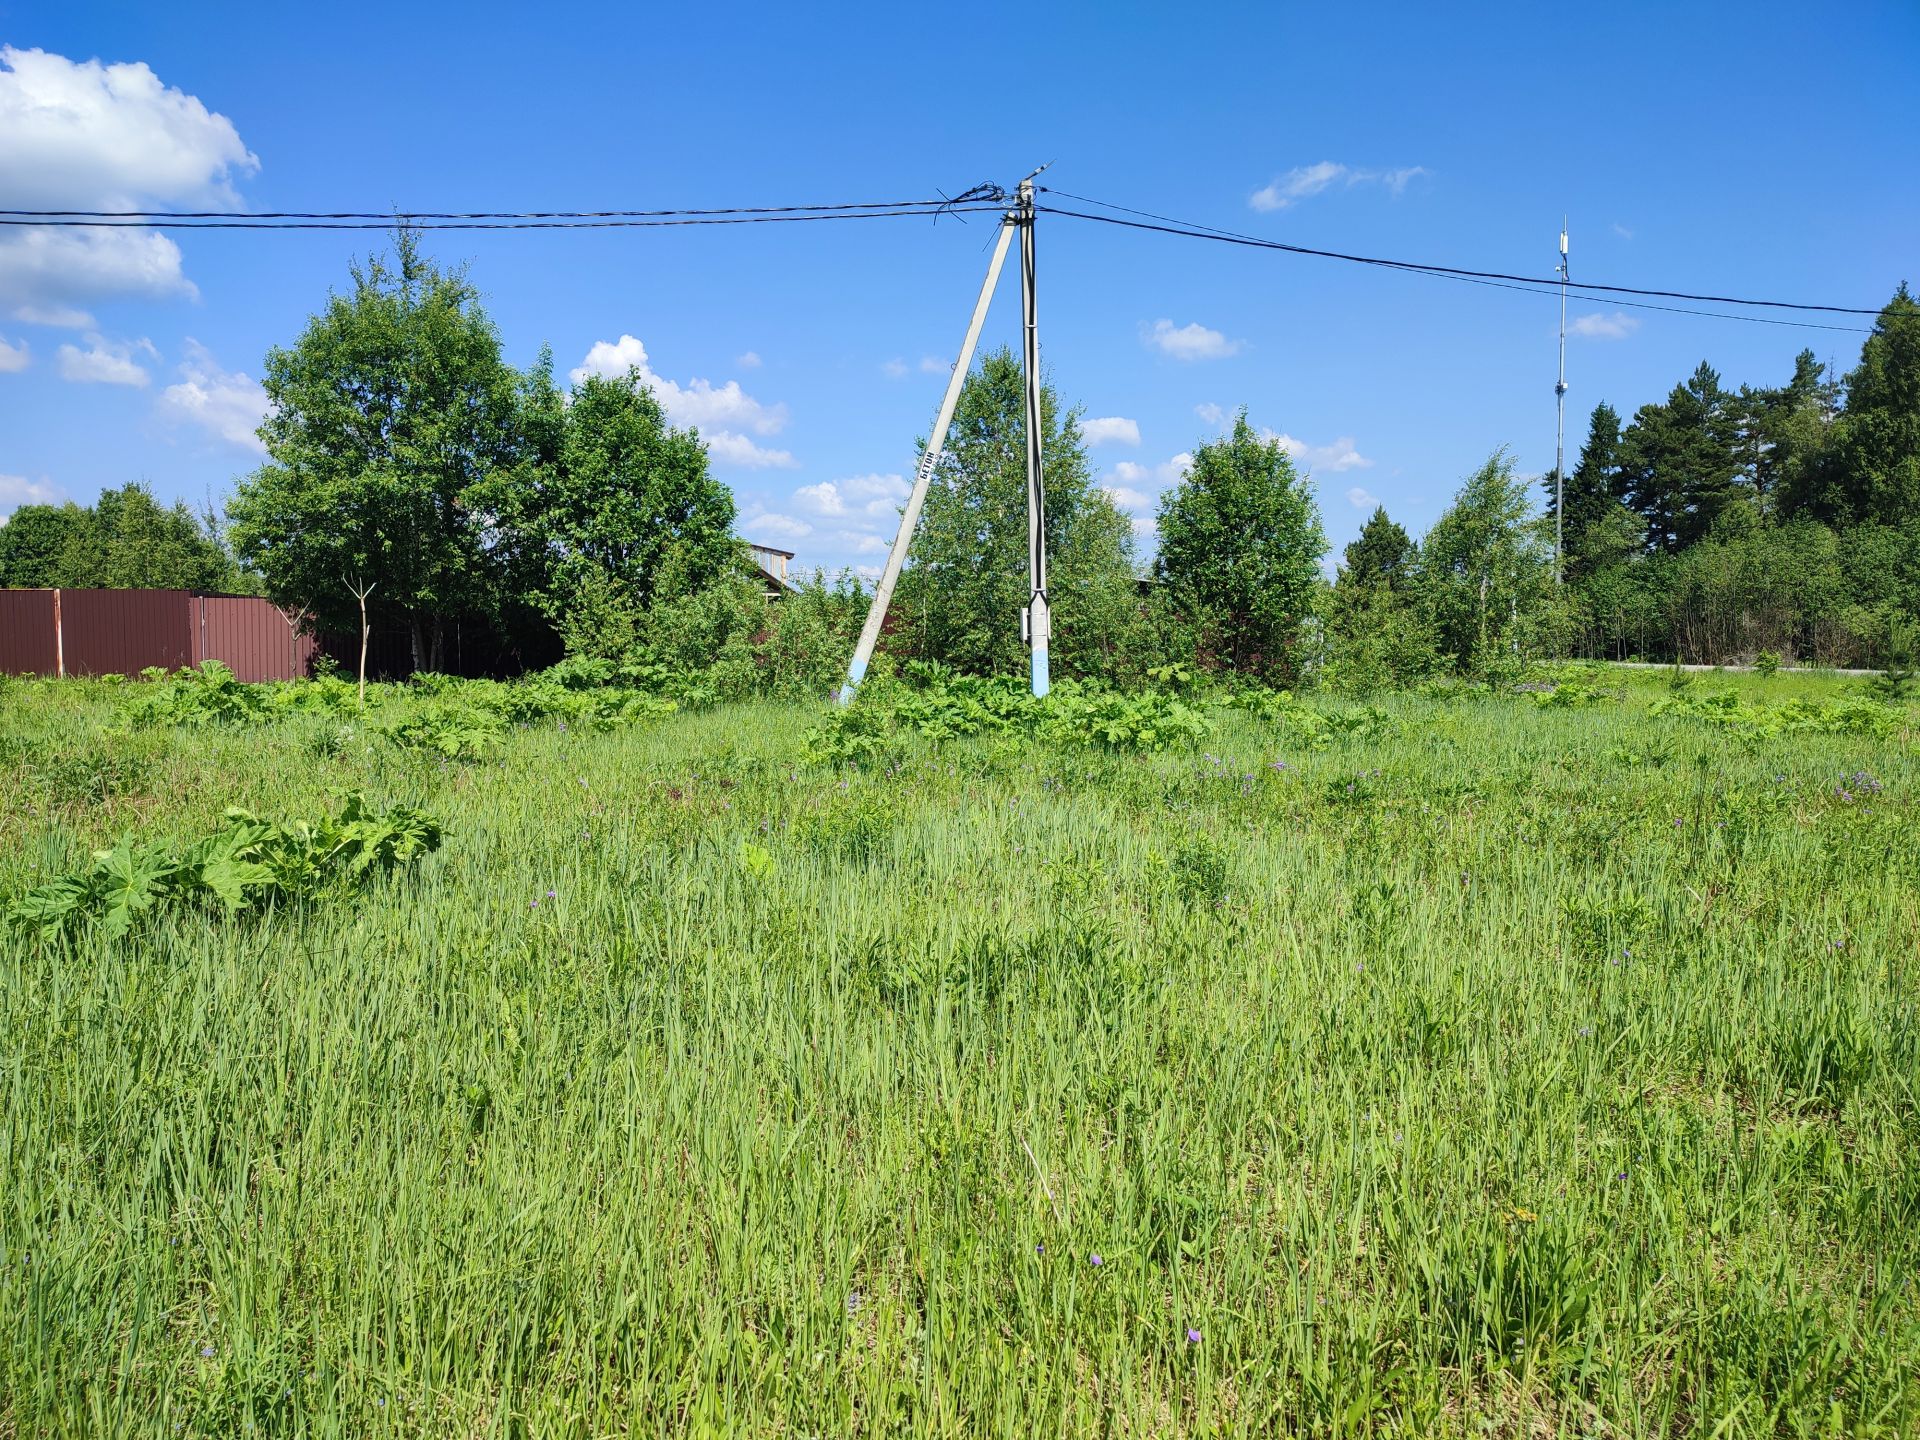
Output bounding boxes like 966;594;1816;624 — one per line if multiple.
1154;411;1326;680
227;232;522;671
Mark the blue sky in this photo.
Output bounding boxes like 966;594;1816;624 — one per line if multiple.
3;1;1916;577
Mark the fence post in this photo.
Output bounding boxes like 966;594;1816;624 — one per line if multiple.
51;588;64;679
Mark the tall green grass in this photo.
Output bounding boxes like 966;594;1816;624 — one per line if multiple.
2;671;1916;1436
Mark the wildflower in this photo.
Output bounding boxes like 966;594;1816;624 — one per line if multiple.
530;898;539;908
846;1291;864;1316
1510;1206;1537;1223
1089;1252;1103;1267
1035;1242;1045;1255
1186;1327;1202;1344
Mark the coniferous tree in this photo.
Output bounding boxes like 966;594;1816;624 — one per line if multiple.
1553;402;1627;575
1617;362;1744;553
1338;506;1413;591
1798;285;1920;526
1739;350;1839;518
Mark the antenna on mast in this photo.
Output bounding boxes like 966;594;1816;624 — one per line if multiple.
1554;221;1569;585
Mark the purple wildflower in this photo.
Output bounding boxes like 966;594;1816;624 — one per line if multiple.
1186;1327;1202;1344
1089;1252;1103;1267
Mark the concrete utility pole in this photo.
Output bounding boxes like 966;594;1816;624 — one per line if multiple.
839;204;1018;704
1018;169;1050;697
839;165;1054;704
1555;222;1569;584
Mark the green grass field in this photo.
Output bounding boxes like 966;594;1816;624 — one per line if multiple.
3;668;1917;1437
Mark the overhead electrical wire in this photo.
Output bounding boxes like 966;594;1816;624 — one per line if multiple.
1035;187;1902;327
0;204;1004;232
0;181;1899;330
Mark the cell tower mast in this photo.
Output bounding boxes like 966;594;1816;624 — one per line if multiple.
1554;222;1569;585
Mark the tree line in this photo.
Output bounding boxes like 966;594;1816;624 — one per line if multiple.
1549;286;1920;666
0;483;248;594
5;231;1913;690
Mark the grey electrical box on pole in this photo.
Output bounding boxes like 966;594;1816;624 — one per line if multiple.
1018;173;1050;698
838;203;1018;704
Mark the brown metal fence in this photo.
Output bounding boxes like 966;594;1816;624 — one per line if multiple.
193;595;320;681
3;589;554;680
1;589;316;680
0;589;58;675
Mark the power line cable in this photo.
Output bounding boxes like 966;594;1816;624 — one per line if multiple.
1036;188;1902;320
0;204;1004;232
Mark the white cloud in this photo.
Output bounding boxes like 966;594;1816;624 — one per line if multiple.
0;335;27;372
704;432;797;469
572;334;788;434
1100;484;1155;512
1143;318;1241;361
741;510;812;542
737;350;762;369
155;338;268;452
1372;166;1428;196
1081;416;1140;447
1104;453;1190;508
1250;161;1347;211
3;228;198;319
794;472;908;522
0;47;258;319
1262;428;1372;473
56;332;155;386
14;303;93;329
1195;401;1226;427
918;355;947;375
1346;486;1378;509
1249;161;1427;212
1568;311;1641;341
1;473;64;514
571;333;795;468
880;357;908;379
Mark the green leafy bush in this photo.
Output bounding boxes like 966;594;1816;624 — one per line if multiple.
7;794;443;941
1650;688;1900;738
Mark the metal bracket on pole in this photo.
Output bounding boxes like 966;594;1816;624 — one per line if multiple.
838;209;1018;704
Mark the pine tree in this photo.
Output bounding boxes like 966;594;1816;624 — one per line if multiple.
1617;362;1744;552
